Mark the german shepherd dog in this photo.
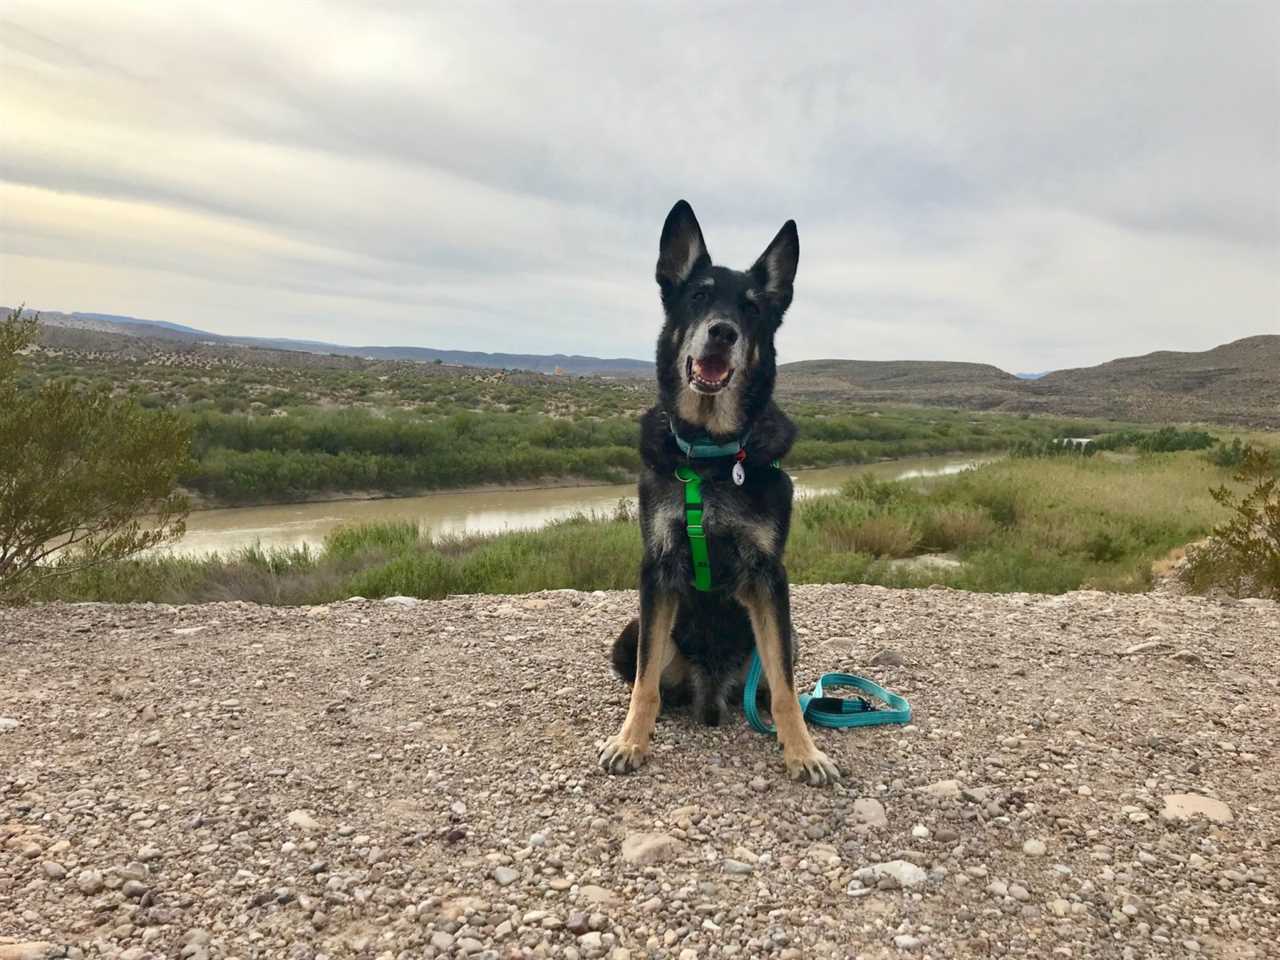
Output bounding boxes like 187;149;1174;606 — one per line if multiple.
599;200;841;786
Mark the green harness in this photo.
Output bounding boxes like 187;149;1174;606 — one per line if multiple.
671;441;911;734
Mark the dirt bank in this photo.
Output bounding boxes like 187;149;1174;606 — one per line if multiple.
1;586;1277;959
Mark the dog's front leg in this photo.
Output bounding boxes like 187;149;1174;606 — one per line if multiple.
737;568;841;786
599;566;677;775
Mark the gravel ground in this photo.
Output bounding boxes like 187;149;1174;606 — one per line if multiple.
2;585;1278;960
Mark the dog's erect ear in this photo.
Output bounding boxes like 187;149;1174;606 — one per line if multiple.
656;200;710;292
751;220;799;304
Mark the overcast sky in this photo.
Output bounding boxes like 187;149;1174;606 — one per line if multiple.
2;2;1277;372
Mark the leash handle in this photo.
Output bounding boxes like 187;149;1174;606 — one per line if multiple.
743;652;912;734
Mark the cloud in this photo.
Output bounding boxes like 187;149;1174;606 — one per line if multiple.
1;0;1276;370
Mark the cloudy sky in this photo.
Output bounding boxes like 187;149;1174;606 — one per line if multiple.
2;2;1277;372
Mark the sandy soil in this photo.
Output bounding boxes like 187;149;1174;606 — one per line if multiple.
2;585;1277;959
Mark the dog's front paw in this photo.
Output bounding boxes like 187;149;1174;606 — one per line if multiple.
598;734;650;775
785;747;842;786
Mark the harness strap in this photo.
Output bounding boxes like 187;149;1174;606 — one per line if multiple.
675;465;713;592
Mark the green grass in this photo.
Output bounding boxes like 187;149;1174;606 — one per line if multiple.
28;449;1249;604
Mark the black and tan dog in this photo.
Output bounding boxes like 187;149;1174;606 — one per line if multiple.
599;200;840;786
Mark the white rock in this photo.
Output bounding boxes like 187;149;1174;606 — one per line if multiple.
1023;838;1047;856
621;832;685;865
921;779;963;800
851;797;888;829
1160;794;1233;824
286;809;321;832
383;595;419;606
854;859;928;889
0;718;19;732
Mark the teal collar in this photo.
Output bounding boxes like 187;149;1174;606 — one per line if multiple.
670;422;750;459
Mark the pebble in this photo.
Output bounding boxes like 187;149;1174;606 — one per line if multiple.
1023;838;1047;857
285;809;321;832
0;717;20;732
493;866;519;886
76;869;103;894
851;797;888;829
620;832;684;865
854;860;928;889
1160;794;1234;824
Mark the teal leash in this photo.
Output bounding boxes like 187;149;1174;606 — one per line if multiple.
742;653;912;734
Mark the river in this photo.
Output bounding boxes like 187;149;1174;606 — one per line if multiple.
169;454;992;557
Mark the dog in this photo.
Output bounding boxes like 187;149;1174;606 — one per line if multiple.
598;200;841;786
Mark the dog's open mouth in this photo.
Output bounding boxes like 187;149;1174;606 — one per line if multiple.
686;355;735;394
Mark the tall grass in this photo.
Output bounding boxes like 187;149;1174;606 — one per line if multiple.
27;450;1249;604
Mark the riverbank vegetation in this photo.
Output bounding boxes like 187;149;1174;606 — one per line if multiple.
179;406;1130;504
28;448;1261;604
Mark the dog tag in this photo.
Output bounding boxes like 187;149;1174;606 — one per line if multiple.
732;461;745;486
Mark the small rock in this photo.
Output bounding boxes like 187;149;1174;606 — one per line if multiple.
122;879;148;899
0;945;55;960
383;595;419;606
429;932;454;951
0;718;20;733
870;649;906;667
41;861;66;880
286;809;321;832
911;824;930;839
723;858;754;875
76;869;103;894
1023;838;1047;857
621;832;685;865
854;860;928;889
579;884;619;905
893;935;923;950
851;797;888;829
493;866;520;886
1122;640;1168;655
922;779;963;800
1160;794;1233;824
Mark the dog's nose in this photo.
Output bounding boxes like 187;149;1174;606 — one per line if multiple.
708;321;738;346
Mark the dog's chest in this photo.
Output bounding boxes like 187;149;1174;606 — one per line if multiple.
645;479;779;560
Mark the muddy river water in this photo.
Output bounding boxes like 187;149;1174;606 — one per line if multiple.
170;454;993;556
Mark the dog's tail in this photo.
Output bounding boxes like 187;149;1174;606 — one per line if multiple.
610;618;640;684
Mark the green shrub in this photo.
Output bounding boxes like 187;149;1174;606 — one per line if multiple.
1181;447;1280;598
0;310;191;599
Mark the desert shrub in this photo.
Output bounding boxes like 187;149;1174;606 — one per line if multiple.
919;505;997;551
0;309;191;599
1181;447;1280;598
1093;427;1216;453
1009;438;1097;458
1205;438;1258;469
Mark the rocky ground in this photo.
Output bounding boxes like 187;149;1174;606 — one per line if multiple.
2;586;1278;960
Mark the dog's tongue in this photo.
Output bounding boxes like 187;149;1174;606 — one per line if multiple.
695;356;729;381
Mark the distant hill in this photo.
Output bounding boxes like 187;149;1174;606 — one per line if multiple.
21;309;654;377
11;306;1277;427
780;336;1279;427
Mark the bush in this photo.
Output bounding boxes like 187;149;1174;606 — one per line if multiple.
1181;447;1280;598
0;310;191;599
919;505;997;551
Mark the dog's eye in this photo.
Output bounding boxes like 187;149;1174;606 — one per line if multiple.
742;301;760;319
691;290;709;305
